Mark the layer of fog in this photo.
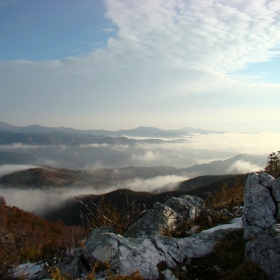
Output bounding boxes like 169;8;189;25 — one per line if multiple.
0;132;276;170
227;160;263;174
0;175;186;215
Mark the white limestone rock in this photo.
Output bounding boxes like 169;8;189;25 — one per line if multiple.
124;195;205;238
164;195;205;221
260;172;275;187
243;172;276;241
161;268;179;280
12;262;48;280
123;203;180;238
82;227;119;266
243;172;280;279
52;218;240;280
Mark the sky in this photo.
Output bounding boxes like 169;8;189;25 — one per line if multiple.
1;0;280;132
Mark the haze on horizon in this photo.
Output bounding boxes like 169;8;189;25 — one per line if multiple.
1;0;280;131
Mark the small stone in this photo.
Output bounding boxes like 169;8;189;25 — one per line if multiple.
212;264;222;273
270;223;280;237
220;209;233;217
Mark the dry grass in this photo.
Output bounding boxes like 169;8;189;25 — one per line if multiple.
51;261;143;280
186;230;269;280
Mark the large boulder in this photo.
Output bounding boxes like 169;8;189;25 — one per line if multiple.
124;195;205;238
243;172;276;241
243;172;280;279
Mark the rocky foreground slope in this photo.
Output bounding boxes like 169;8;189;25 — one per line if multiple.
14;172;280;280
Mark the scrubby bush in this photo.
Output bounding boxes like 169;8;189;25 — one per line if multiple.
264;151;280;178
76;195;147;235
204;176;244;210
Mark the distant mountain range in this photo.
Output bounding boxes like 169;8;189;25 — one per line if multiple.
0;131;171;146
0;121;221;138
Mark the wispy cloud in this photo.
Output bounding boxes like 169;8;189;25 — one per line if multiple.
0;143;41;150
79;143;110;148
131;151;160;162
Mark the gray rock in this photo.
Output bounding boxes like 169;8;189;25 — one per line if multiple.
220;209;233;218
212;264;222;274
165;195;205;221
272;178;280;220
243;172;276;241
56;250;87;280
12;262;48;280
83;227;119;266
270;223;280;237
56;221;239;279
124;203;180;238
161;268;179;280
245;231;280;280
233;206;243;217
260;172;275;187
243;172;280;280
124;195;205;238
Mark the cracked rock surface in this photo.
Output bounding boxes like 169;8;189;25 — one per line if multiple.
63;226;236;279
55;195;237;280
243;172;280;280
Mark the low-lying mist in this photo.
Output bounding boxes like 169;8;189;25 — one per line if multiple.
0;132;277;169
0;175;187;216
0;132;274;217
0;164;38;177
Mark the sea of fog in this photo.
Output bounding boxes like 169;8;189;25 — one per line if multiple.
0;132;278;215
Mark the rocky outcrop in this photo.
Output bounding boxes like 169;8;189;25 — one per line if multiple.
57;226;238;280
243;172;280;279
51;195;240;280
124;195;205;238
14;194;242;280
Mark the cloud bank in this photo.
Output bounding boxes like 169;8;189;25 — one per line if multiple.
0;175;186;215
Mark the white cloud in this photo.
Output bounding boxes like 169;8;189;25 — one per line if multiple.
0;143;41;150
227;160;262;173
132;151;160;162
1;0;280;129
103;27;115;33
79;143;110;148
104;0;280;73
115;175;187;193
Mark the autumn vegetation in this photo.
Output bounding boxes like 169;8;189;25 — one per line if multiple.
0;198;88;279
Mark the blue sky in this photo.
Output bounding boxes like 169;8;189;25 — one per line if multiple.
0;0;280;132
0;0;116;60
